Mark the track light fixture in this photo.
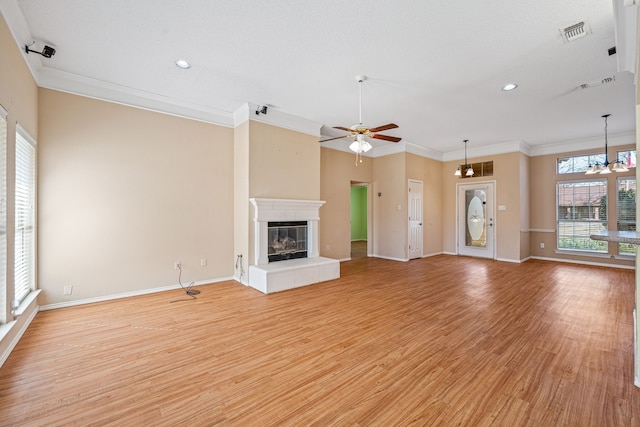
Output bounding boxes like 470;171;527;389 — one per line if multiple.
25;43;56;58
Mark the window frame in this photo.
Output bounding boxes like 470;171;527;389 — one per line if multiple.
14;124;36;306
556;178;609;254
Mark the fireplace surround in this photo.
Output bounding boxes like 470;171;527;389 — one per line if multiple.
248;198;340;293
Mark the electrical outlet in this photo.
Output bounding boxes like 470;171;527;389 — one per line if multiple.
174;261;181;270
200;258;207;267
540;243;545;249
63;285;73;296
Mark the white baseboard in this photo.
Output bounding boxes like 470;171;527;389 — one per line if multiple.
497;257;524;263
371;254;409;262
39;276;234;311
421;251;444;258
0;302;39;367
530;256;636;270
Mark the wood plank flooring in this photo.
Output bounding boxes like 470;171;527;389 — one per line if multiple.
0;255;638;426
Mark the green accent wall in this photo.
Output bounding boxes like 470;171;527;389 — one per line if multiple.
350;186;367;240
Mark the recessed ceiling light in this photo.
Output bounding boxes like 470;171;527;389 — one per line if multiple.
502;83;518;91
175;59;191;69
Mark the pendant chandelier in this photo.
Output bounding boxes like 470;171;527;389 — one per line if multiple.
586;114;628;174
454;139;474;177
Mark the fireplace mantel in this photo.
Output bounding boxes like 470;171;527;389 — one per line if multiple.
250;198;324;266
248;198;339;293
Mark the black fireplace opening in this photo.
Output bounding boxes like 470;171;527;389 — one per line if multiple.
268;221;307;262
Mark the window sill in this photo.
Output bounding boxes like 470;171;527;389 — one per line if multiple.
554;250;611;259
13;289;41;317
614;254;636;261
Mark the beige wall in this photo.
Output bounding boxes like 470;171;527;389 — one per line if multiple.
239;119;320;268
442;151;524;261
320;148;373;260
520;153;531;259
38;89;235;305
0;12;39;361
320;149;442;262
233;121;249;283
406;153;443;256
372;153;407;260
529;144;636;267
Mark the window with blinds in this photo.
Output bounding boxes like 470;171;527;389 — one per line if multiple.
557;180;608;253
15;128;35;304
617;178;636;256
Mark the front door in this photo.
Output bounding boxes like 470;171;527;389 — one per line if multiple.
457;182;495;259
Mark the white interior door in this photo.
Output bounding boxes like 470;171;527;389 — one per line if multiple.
408;180;423;259
457;182;495;259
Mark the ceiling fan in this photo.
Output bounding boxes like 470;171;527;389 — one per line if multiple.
320;75;401;164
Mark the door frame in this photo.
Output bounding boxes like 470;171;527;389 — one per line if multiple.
408;179;423;259
350;181;372;258
455;180;497;259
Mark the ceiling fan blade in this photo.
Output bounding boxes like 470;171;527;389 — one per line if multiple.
368;123;398;133
371;134;402;143
319;135;351;143
333;126;354;132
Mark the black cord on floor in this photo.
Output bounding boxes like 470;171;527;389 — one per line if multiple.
170;263;199;303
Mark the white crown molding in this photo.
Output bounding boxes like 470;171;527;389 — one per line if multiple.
235;102;323;137
38;67;235;127
613;0;638;74
442;140;530;162
0;0;43;81
529;131;636;156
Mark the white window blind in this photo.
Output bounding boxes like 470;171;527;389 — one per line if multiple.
15;128;35;304
557;180;608;253
617;178;636;256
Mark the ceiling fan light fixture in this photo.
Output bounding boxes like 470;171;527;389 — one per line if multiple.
466;166;475;177
454;167;462;177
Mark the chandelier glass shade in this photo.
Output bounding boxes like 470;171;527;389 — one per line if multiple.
454;139;474;177
349;134;372;154
585;114;628;175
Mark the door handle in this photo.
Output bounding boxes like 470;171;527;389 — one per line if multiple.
419;223;422;226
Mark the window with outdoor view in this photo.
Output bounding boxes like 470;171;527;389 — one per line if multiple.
557;180;608;253
617;178;636;256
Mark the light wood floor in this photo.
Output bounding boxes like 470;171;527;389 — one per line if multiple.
0;255;638;426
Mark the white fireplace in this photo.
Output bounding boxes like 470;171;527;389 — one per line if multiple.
248;198;340;293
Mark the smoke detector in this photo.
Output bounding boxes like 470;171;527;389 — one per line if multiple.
560;21;591;43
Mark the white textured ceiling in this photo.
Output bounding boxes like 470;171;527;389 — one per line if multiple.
2;0;638;158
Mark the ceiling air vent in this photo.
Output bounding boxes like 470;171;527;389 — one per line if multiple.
560;21;591;43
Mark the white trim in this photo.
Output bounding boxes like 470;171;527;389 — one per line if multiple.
443;140;530;162
0;300;39;367
15;123;36;147
443;251;457;256
496;257;523;263
530;255;635;269
39;276;232;311
0;104;7;119
554;249;612;259
38;68;235;128
371;254;409;262
530;131;636;157
421;251;444;258
526;228;556;233
238;103;323;137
